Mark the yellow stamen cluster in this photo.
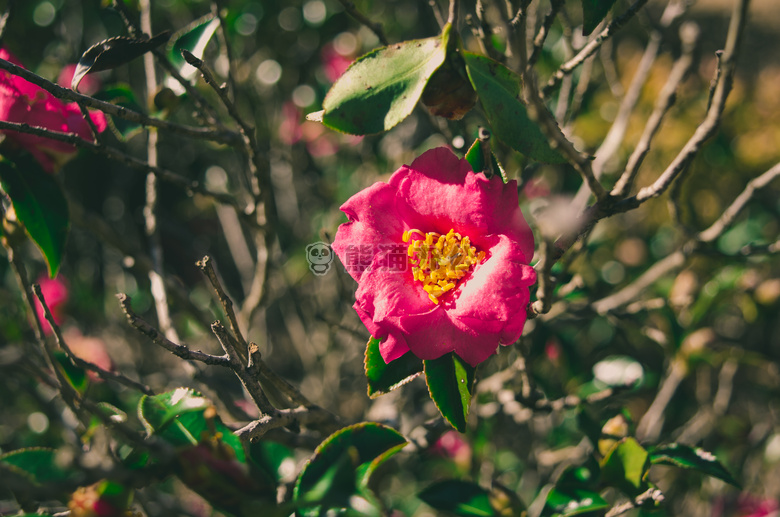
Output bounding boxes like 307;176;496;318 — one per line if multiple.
402;228;485;304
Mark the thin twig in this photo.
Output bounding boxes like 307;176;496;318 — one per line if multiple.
605;488;665;517
612;24;698;197
141;0;178;345
235;405;339;442
33;285;155;396
628;0;750;206
0;119;246;210
197;255;249;355
336;0;388;45
528;0;564;67
117;294;230;367
697;161;780;242
211;321;275;414
0;58;241;145
542;0;650;97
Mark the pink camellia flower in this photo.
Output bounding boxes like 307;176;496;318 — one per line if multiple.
332;147;536;367
0;48;107;173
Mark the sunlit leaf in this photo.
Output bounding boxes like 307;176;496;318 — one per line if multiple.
365;336;423;398
600;437;650;497
541;487;609;517
424;352;476;433
0;156;69;277
168;15;221;80
650;443;740;487
463;52;565;164
321;25;451;134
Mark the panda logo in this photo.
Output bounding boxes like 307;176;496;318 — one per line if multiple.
306;242;334;276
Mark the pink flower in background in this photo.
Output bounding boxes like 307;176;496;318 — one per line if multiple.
332;147;536;367
0;48;106;172
34;274;69;335
63;328;115;379
714;494;779;517
57;64;101;96
431;430;472;468
320;43;353;83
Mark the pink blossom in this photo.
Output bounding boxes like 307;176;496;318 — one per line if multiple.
431;430;472;467
320;43;353;84
0;48;107;172
34;274;69;335
332;147;536;367
57;64;101;96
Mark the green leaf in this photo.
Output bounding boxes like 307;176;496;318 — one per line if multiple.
600;437;650;497
419;480;497;516
250;440;295;483
138;387;210;436
541;488;609;517
424;352;476;433
168;15;221;79
321;25;451;134
650;443;740;487
0;156;69;277
93;85;144;140
0;448;73;484
364;336;423;398
581;0;619;35
53;350;88;394
72;32;170;91
463;52;565;164
464;134;505;181
138;388;245;462
293;422;407;512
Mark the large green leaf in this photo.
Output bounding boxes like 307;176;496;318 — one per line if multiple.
319;25;451;134
581;0;619;35
541;488;609;517
293;422;407;514
168;15;221;80
364;336;423;398
424;352;476;433
463;52;565;164
0;448;73;484
418;480;497;516
650;443;740;487
600;437;650;497
0;156;69;277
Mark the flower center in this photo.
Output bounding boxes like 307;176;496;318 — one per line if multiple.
402;228;485;304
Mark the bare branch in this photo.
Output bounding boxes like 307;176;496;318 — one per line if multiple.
117;294;230;367
612;24;698;197
542;0;650;97
629;0;750;205
0;58;241;145
34;285;154;395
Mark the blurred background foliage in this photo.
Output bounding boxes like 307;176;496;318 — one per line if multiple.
1;0;779;516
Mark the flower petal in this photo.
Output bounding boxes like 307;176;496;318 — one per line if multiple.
390;147;534;262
